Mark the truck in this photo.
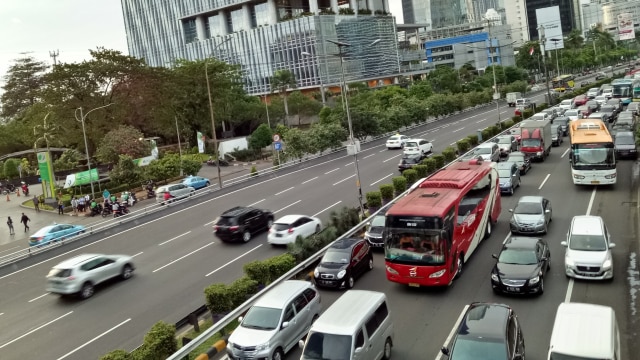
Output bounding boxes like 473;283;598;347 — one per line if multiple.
519;119;552;161
506;92;522;107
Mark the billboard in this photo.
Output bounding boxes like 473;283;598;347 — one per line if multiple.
535;6;564;50
37;151;56;197
63;168;98;189
617;13;635;41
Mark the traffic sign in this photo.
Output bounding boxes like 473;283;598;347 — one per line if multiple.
273;134;280;142
103;189;110;199
274;142;282;151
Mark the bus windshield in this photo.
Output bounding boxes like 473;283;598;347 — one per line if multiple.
612;84;632;97
571;144;615;169
385;228;445;265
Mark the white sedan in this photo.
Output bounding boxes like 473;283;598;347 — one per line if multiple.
403;138;433;156
267;215;322;245
386;135;409;149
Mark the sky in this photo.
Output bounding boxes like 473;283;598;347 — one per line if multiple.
0;0;404;86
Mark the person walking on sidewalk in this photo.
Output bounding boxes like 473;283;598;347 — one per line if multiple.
32;195;40;212
20;213;30;232
71;197;78;216
57;198;64;215
77;196;85;213
7;216;14;235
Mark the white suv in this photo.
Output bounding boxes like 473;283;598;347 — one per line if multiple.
403;138;433;156
386;135;408;149
561;216;615;280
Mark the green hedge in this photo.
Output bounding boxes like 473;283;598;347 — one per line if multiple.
392;176;407;194
422;157;437;174
467;134;479;146
402;169;418;185
413;165;428;178
379;184;394;201
432;154;445;168
366;191;382;208
442;147;457;163
243;253;297;286
456;139;470;154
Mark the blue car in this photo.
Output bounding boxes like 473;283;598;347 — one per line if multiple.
181;176;210;190
29;224;86;247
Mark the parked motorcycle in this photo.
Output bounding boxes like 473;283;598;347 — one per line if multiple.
1;182;16;195
112;203;130;218
101;205;112;218
206;158;229;167
90;204;104;217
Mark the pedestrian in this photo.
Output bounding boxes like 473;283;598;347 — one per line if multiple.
57;198;64;215
77;196;85;213
84;194;90;211
32;195;40;212
71;197;78;216
20;213;30;232
7;216;14;235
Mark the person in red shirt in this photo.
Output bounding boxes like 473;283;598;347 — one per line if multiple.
163;191;172;204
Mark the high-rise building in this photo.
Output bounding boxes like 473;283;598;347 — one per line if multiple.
120;0;400;96
402;0;508;28
504;0;530;46
581;0;640;39
525;0;578;40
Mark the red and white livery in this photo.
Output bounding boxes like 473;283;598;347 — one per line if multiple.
384;159;501;287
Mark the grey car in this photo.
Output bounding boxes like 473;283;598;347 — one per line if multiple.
551;124;564;146
497;162;520;195
554;117;570;136
156;183;196;204
493;135;518;156
509;196;553;235
507;151;531;175
472;143;501;162
46;254;135;299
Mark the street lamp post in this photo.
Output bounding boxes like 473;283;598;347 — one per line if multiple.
550;38;561;77
175;116;183;177
325;38;380;219
74;103;113;196
537;25;555;106
485;17;501;125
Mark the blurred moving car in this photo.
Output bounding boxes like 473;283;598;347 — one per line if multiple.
398;153;424;173
564;109;580;121
613;131;638;159
506;152;531;175
267;215;322;245
386;134;409;149
46;253;135;299
213;206;274;242
558;99;573;110
594;95;607;106
554;116;570;136
155;183;195;204
551;124;564;146
403;138;433;156
586;87;600;98
490;237;550;295
181;175;210;190
472;143;501;162
595;72;606;80
627;102;639;115
509;196;553;235
497;162;521;195
492;135;518;156
29;224;86;247
364;204;391;248
313;238;373;289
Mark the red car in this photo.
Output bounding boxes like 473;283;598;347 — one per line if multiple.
573;95;589;106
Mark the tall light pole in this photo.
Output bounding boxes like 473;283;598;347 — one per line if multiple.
325;38;380;219
550;38;561;77
537;25;555;106
74;103;113;196
485;16;501;125
175;116;183;176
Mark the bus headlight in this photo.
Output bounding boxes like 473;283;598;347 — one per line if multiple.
605;173;617;179
429;269;446;278
385;265;399;275
573;174;585;179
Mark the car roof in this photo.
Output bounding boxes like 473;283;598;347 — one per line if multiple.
405;138;426;142
310;291;386;335
549;303;616;358
476;142;496;148
615;131;634;137
220;206;253;217
457;303;511;341
496;162;515;169
328;237;361;251
518;195;543;204
570;216;604;235
253;280;312;309
55;254;102;268
504;236;540;250
273;215;307;224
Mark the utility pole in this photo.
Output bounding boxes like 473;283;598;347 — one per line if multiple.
49;50;59;66
486;15;501;125
538;25;555;106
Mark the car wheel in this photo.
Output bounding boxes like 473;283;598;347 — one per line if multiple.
267;218;274;229
205;182;210;187
80;282;94;299
346;274;355;289
538;277;545;295
382;337;393;360
367;256;374;271
455;255;464;279
315;225;321;234
272;348;285;360
121;264;134;280
543;224;548;235
242;230;251;243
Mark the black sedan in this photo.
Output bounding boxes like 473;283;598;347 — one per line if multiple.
313;238;373;289
398;153;423;173
491;237;550;296
506;152;531;175
614;131;638;159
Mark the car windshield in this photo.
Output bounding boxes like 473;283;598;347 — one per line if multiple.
498;249;538;265
389;136;400;141
450;338;507;360
601;106;614;112
241;306;281;330
565;110;578;116
370;215;385;227
321;249;350;264
569;234;607;251
498;169;512;178
615;136;635;145
405;141;418;148
473;147;492;155
401;156;420;164
521;138;541;147
561;100;572;105
497;137;511;144
514;202;542;215
302;332;352;360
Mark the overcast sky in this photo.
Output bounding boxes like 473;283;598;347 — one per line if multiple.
0;0;403;86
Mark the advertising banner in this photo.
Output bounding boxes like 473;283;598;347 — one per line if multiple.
37;151;55;197
535;6;564;50
197;131;205;153
618;13;635;41
133;139;160;167
63;168;98;188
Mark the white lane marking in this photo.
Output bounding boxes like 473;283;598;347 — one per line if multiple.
158;231;192;246
370;174;393;187
28;293;50;303
302;176;318;184
502;232;512;244
56;318;132;360
248;199;265;207
383;155;400;163
333;175;355;186
274;187;294;196
435;305;471;360
442;124;450;128
152;243;213;273
379;149;387;153
203;220;216;226
345;162;354;167
452;127;465;133
363;153;376;159
561;148;570;158
475;119;485;124
274;200;302;214
0;313;3;316
565;187;597;303
131;252;143;258
325;168;340;174
450;142;457;146
0;311;73;349
206;245;263;277
313;201;342;217
0;246;20;255
538;174;551;189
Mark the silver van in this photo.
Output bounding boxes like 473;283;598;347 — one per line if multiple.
299;290;394;360
155;183;195;204
227;280;322;360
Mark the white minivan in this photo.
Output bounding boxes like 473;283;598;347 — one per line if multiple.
299;290;394;360
548;302;621;360
561;215;615;280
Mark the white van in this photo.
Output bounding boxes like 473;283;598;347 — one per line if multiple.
548;302;621;360
299;290;394;360
531;112;551;121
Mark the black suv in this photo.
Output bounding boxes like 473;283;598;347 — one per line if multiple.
213;206;274;242
441;303;525;360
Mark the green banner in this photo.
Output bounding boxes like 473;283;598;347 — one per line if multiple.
37;151;55;197
74;168;98;186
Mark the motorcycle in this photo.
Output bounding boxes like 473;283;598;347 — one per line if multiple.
127;192;137;207
112;203;130;218
101;205;112;218
90;204;104;217
1;182;16;195
206;158;229;167
145;181;156;199
21;182;29;196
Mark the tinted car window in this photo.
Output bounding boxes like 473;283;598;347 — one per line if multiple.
321;249;350;264
293;294;309;313
400;156;421;164
302;288;317;302
272;223;291;231
242;306;281;330
514;202;543;214
217;216;238;226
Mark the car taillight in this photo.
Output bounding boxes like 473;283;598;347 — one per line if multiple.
229;226;239;231
288;228;294;234
66;276;75;281
213;225;219;232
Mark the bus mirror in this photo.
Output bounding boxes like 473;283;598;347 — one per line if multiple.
492;254;498;260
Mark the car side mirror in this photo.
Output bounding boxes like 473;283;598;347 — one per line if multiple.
441;347;450;356
609;243;616;248
508;209;513;212
514;354;523;360
492;254;498;260
545;209;551;213
282;321;290;329
560;241;568;247
298;339;305;349
541;257;549;262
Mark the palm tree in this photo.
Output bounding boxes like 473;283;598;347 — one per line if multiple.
270;70;297;125
565;30;584;49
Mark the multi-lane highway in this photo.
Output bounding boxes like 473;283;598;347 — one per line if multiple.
1;81;637;360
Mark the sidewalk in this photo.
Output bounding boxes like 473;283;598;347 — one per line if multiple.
0;159;274;248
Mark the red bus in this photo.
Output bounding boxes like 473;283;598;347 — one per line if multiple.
384;159;501;287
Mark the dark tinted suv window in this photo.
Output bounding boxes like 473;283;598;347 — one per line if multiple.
272;223;290;231
217;216;238;226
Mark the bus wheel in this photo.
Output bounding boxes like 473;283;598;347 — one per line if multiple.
484;221;492;240
455;255;464;279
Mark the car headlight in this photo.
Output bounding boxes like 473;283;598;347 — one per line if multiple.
536;219;545;225
491;273;499;281
429;269;446;278
313;269;319;278
337;270;346;279
227;341;234;349
255;342;269;351
536;151;542;156
510;218;518;225
603;258;612;269
529;275;540;284
565;257;575;267
386;265;399;275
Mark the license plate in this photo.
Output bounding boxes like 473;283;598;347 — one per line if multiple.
408;283;420;287
507;287;520;292
591;180;600;184
275;234;282;237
